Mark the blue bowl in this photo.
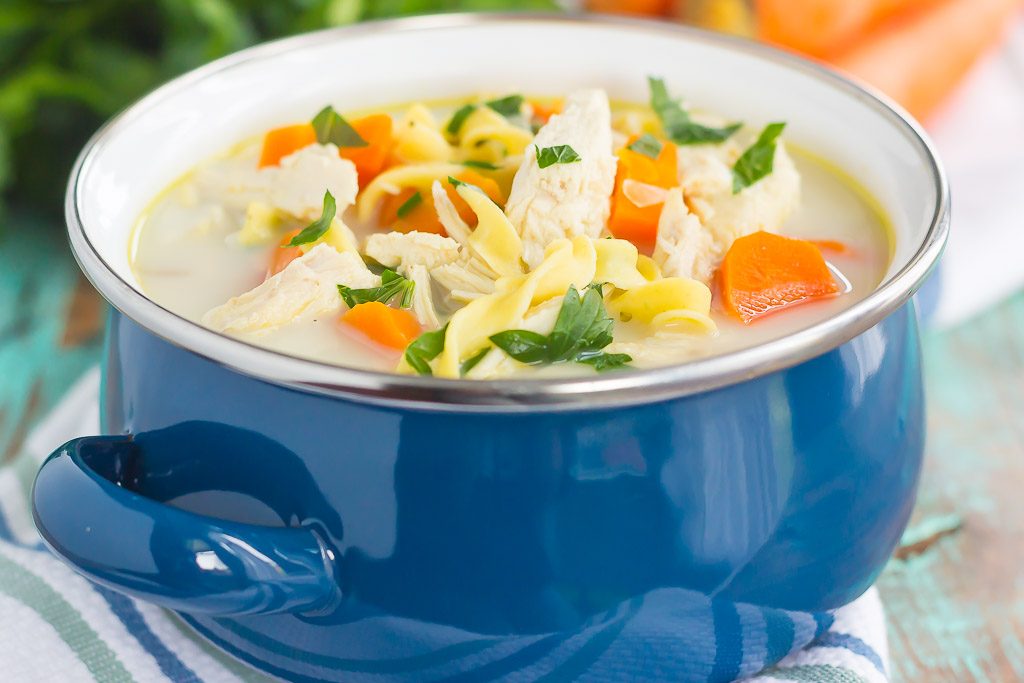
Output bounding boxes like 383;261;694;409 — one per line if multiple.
35;14;948;682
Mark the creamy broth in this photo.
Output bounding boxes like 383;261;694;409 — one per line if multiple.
132;93;890;378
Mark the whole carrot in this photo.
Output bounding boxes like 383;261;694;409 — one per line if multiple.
755;0;944;57
830;0;1021;121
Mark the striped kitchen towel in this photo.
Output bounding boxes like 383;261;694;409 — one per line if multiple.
0;368;889;683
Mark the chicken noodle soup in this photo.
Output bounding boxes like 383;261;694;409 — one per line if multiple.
132;81;890;379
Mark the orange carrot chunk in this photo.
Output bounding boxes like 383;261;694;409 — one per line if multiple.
608;136;678;247
445;170;504;227
267;228;304;278
720;231;841;323
376;171;503;237
529;99;563;125
342;302;421;350
379;188;446;235
340;114;394;187
258;124;316;168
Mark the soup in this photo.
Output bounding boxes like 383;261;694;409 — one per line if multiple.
131;82;890;379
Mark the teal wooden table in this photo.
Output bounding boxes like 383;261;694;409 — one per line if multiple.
1;222;1016;682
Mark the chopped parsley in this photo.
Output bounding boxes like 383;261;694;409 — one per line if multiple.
446;175;484;193
446;103;476;136
648;76;741;145
627;133;663;159
535;144;581;169
488;285;632;372
286;191;336;247
485;94;524;117
311;106;367;148
462;160;501;170
338;269;415;309
395;191;422;219
731;122;786;194
404;324;448;376
460;347;491;376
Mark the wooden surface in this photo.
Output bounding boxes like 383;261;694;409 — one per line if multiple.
1;222;1019;682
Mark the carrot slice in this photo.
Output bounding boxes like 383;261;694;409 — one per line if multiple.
529;99;563;125
267;229;304;278
341;302;421;350
829;0;1019;121
720;231;840;323
608;136;678;246
376;171;503;236
380;188;446;235
258;124;316;168
445;170;504;227
339;114;394;187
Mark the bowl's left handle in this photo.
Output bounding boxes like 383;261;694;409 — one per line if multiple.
31;435;342;616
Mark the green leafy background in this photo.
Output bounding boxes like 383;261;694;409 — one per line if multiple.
0;0;559;224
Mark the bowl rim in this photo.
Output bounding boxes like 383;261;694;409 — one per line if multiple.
67;12;950;414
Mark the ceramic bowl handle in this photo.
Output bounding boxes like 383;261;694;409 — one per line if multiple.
31;435;342;616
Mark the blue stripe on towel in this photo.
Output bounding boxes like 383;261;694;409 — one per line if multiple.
432;632;570;683
710;600;742;682
815;631;886;674
534;598;639;682
763;607;796;665
93;585;203;683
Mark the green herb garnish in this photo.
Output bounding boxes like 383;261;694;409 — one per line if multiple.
312;106;368;148
488;286;632;372
361;255;389;275
627;133;663;160
446;104;477;136
576;352;632;371
338;269;415;309
731;122;786;194
460;347;491;376
404;324;448;376
286;191;336;247
485;94;524;117
648;77;741;146
489;330;550;364
447;175;484;193
462;160;501;170
395;191;422;219
535;144;581;169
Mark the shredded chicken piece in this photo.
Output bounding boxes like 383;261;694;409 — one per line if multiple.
504;89;617;268
202;244;377;335
423;180;510;302
653;189;717;284
266;144;360;220
401;264;441;329
432;180;472;245
363;231;461;270
431;258;497;302
676;136;800;261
